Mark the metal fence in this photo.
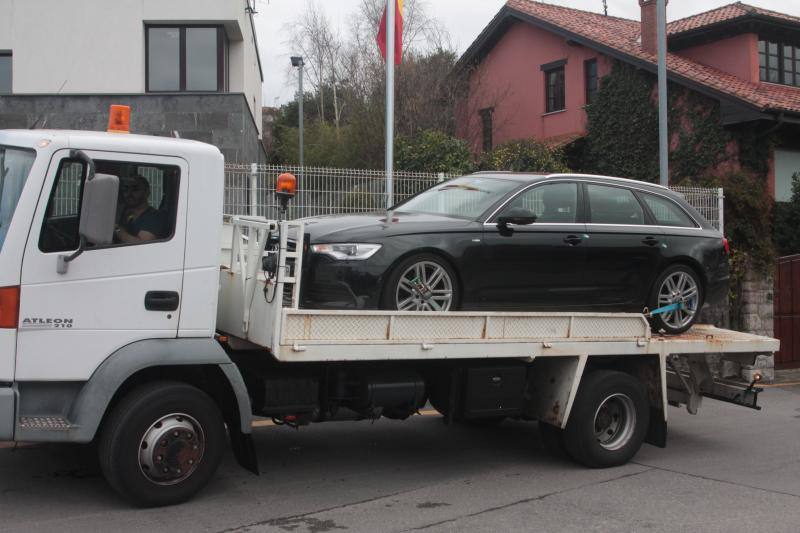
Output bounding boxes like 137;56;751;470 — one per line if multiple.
225;164;724;233
671;185;724;233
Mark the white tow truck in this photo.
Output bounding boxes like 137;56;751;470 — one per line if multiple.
0;127;778;507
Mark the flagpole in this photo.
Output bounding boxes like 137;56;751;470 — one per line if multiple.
385;0;395;209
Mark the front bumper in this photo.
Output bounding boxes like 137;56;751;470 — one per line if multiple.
301;254;387;310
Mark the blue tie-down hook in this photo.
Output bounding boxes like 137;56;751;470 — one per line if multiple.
645;302;686;317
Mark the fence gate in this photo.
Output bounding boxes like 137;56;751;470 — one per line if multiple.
774;255;800;368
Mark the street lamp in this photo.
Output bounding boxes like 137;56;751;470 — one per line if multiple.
290;56;304;171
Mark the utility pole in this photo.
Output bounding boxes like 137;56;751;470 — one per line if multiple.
657;0;668;186
291;56;305;170
385;0;396;208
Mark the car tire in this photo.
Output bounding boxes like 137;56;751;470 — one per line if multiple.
381;253;459;311
98;381;225;507
648;264;704;335
562;371;649;468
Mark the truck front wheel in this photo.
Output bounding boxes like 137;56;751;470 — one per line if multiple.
98;381;226;507
563;371;649;468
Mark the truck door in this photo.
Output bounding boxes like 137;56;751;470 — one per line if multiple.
16;150;188;381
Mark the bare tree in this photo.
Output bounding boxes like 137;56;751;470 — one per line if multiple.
283;2;337;122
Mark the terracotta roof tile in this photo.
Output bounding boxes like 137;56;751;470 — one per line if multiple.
504;0;800;115
668;2;800;35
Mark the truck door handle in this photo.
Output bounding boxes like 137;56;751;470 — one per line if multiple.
145;291;180;312
563;235;582;246
642;237;660;247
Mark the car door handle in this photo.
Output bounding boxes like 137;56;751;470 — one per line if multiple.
563;235;582;246
642;237;660;247
145;291;180;312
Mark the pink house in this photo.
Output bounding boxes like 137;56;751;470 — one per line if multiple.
457;0;800;201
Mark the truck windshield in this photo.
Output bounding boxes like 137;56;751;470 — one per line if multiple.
394;176;519;220
0;145;37;250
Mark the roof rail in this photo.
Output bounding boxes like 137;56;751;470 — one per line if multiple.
469;171;669;190
547;173;670;190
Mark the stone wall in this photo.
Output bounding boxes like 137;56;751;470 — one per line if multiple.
738;270;774;338
736;269;775;382
0;93;266;164
694;268;774;382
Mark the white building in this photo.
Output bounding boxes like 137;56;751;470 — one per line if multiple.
0;0;265;162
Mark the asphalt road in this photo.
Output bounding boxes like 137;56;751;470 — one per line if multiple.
1;385;799;533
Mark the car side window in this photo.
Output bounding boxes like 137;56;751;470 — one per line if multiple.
39;159;181;253
587;184;644;225
640;192;697;228
498;183;578;223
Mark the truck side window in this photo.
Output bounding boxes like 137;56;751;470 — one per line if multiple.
39;159;86;253
39;159;181;253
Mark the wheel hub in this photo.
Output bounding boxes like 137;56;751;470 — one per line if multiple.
593;394;636;451
657;271;699;329
139;413;204;485
396;261;453;311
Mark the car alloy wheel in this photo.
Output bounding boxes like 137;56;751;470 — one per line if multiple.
657;270;700;330
395;260;454;311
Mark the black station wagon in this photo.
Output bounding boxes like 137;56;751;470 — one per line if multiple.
300;173;729;334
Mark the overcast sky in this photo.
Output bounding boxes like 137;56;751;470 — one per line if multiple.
252;0;800;107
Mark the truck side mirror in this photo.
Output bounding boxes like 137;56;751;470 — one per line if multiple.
78;173;119;246
57;150;119;274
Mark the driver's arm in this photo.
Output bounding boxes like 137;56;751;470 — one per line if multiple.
115;226;157;243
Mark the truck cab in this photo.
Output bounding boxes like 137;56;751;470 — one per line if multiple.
0;130;256;501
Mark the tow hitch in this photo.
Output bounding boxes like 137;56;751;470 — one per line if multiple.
666;354;763;414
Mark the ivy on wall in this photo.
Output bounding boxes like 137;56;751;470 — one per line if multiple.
581;63;660;182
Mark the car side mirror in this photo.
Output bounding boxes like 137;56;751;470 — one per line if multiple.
497;215;537;228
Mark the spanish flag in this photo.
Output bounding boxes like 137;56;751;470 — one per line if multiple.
377;0;403;65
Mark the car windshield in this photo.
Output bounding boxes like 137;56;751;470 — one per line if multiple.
0;145;37;251
395;176;519;219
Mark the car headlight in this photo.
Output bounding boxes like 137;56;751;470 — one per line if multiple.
311;243;382;261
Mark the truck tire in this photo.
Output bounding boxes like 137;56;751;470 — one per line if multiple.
98;381;226;507
562;371;648;468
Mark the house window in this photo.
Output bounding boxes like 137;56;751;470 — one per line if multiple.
0;52;11;94
147;26;229;92
759;38;800;87
585;59;598;105
480;108;493;152
543;63;566;113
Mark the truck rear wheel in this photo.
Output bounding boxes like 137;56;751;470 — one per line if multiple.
98;381;225;507
563;371;648;468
